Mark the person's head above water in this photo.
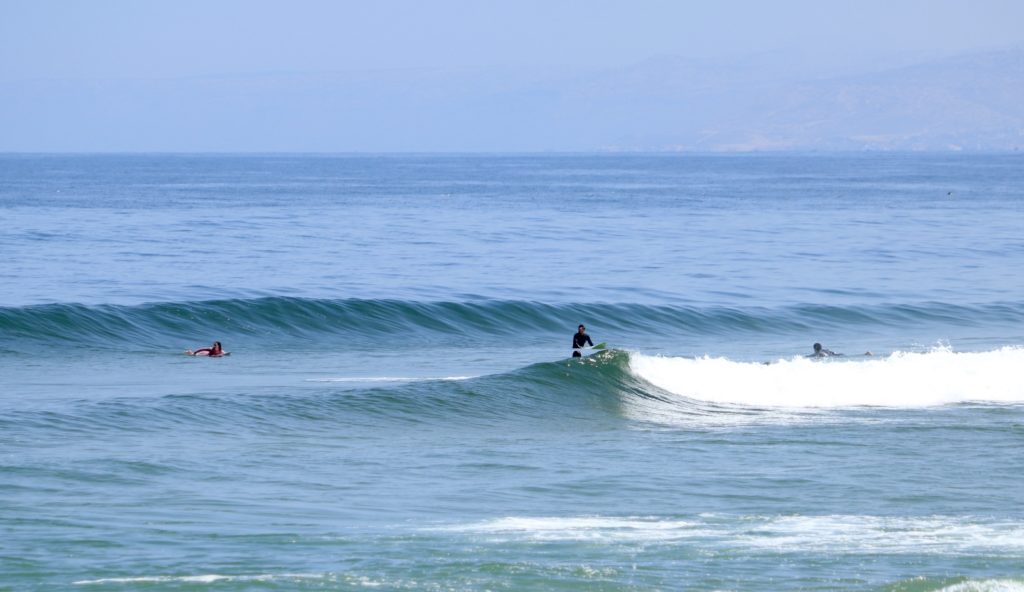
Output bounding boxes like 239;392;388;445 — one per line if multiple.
578;324;586;334
813;342;822;353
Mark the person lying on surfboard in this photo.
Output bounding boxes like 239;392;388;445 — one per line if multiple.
808;342;841;358
572;324;593;358
186;341;228;357
807;343;873;358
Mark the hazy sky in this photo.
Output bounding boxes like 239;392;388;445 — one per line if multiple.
2;0;1024;81
2;0;1023;152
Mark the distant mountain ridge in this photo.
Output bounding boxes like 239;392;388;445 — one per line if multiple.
1;48;1021;152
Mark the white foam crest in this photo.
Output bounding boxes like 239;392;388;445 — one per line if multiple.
436;515;1024;555
74;573;325;585
936;580;1024;592
735;515;1024;554
629;347;1024;408
435;516;703;542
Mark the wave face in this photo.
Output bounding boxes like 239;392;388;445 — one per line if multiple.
7;347;1023;443
0;297;568;351
4;296;1023;424
0;351;638;436
3;296;1024;351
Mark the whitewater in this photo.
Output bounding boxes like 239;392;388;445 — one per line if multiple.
630;346;1024;409
2;153;1024;591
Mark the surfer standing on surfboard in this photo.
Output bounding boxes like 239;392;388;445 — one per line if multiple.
572;324;593;358
186;341;227;357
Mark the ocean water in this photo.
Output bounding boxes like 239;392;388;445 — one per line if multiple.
2;153;1024;591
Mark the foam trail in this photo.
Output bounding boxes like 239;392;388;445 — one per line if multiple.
437;515;1024;555
937;580;1024;592
74;573;325;585
629;347;1024;408
435;516;702;542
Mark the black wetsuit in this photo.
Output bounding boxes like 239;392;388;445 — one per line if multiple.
572;332;593;357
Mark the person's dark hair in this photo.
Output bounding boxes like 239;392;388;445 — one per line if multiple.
813;343;822;352
578;324;586;331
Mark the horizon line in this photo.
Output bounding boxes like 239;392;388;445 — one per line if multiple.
2;149;1022;157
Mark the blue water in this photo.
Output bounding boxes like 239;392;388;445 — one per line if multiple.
2;154;1024;591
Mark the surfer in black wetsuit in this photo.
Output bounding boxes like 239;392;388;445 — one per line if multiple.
808;342;841;358
572;324;593;358
807;342;873;358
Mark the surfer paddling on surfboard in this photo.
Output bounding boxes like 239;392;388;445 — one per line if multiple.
807;342;872;358
808;342;840;358
186;341;229;357
572;325;593;358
